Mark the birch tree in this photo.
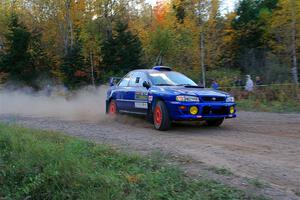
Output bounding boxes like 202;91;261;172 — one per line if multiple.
269;0;300;85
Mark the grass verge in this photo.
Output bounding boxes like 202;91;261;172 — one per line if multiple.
0;123;266;200
237;99;300;113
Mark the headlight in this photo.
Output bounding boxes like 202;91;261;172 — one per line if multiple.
176;95;199;102
226;96;235;103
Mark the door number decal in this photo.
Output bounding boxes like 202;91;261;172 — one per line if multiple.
135;102;148;109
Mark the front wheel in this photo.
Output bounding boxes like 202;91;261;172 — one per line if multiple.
205;118;224;127
153;101;171;131
107;100;118;116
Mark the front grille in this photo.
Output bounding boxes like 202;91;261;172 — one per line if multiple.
202;106;228;115
201;96;225;102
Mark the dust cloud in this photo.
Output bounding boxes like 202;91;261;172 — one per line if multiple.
0;86;108;122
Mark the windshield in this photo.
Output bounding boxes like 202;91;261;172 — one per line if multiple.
149;71;197;86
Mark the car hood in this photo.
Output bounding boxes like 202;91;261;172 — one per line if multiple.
154;86;229;97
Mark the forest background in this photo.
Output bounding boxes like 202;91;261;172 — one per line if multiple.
0;0;299;112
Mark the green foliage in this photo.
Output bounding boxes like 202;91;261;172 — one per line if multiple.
233;0;278;47
0;124;266;200
60;43;89;89
149;27;175;63
0;13;51;88
231;85;300;113
206;68;241;87
101;22;144;75
238;98;300;113
232;0;279;75
0;0;298;88
29;32;52;82
173;0;186;23
0;14;33;85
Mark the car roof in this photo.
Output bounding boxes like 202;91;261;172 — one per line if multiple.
130;66;173;74
131;69;155;73
131;69;175;74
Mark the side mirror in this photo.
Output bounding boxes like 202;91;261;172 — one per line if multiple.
143;81;151;89
109;78;116;87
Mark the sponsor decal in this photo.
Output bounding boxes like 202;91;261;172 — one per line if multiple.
135;92;148;100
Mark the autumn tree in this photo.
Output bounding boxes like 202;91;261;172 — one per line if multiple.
0;0;298;88
0;2;8;53
219;12;238;68
173;0;186;23
136;0;201;80
268;0;300;85
204;0;222;69
144;1;173;65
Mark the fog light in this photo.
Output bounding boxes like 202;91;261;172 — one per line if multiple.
190;106;198;115
229;106;235;114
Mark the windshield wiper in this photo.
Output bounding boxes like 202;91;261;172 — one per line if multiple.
155;84;174;86
176;84;192;86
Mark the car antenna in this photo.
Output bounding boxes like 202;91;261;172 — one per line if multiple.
155;50;163;66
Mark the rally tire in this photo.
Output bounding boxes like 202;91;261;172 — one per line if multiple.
153;101;171;131
205;118;224;127
108;100;118;115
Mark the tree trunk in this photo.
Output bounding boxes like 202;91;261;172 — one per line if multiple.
90;51;95;87
104;2;112;40
290;0;299;98
64;0;71;55
201;32;206;87
70;17;74;49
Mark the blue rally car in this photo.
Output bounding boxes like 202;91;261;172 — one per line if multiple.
106;66;236;131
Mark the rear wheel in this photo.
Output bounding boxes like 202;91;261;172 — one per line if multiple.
153;101;171;131
205;118;224;127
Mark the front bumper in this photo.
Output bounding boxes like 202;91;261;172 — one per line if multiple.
165;101;236;121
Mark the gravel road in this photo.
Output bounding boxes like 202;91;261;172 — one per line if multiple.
1;111;300;200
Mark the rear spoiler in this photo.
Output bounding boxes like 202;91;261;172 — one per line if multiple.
109;77;122;86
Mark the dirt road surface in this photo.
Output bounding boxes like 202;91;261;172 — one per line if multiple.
1;111;300;200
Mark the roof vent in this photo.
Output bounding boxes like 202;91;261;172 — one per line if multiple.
152;66;172;71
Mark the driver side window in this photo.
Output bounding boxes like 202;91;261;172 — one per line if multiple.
128;72;138;87
129;72;148;87
118;73;131;87
137;72;148;87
